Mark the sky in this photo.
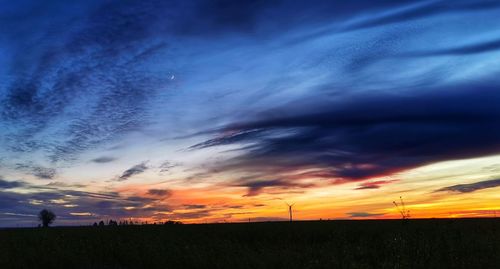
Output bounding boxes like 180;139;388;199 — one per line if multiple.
1;0;500;227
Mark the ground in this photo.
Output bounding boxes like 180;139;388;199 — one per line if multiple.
1;219;499;268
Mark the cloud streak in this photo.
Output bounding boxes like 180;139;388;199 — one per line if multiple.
355;179;399;190
347;212;385;218
404;38;500;56
147;189;172;197
233;178;315;197
118;162;149;181
0;179;25;189
91;156;116;163
435;178;500;193
193;86;500;186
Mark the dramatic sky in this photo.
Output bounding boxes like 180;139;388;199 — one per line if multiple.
1;0;500;226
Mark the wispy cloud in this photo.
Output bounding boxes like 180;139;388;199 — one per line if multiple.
91;156;116;163
0;178;25;189
355;179;399;190
15;163;57;180
118;162;149;181
32;167;57;180
435;178;500;193
158;161;177;173
232;178;315;197
347;212;385;218
147;189;172;197
403;38;500;56
342;0;500;32
183;204;206;210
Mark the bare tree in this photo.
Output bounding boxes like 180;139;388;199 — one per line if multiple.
393;196;410;219
38;209;56;227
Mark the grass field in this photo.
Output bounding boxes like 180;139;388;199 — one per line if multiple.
1;218;499;269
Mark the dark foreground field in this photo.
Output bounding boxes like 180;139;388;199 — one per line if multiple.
1;219;499;269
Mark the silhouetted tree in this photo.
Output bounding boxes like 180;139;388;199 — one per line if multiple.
99;220;105;227
108;220;118;226
38;209;56;227
93;222;98;227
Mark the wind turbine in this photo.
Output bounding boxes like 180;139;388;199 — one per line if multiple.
285;202;295;222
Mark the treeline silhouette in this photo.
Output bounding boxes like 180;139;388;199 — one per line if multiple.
37;209;182;228
92;219;182;227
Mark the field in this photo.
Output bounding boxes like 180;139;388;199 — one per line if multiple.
1;218;499;269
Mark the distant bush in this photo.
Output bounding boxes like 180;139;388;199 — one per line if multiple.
164;220;182;225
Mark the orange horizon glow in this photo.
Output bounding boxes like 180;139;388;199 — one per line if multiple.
96;155;500;224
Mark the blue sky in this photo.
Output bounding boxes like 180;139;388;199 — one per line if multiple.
1;0;500;226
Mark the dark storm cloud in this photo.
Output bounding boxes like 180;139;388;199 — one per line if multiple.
193;85;500;183
435;178;500;194
347;212;385;218
118;162;149;181
91;156;116;163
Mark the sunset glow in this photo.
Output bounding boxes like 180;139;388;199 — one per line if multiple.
1;0;500;227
